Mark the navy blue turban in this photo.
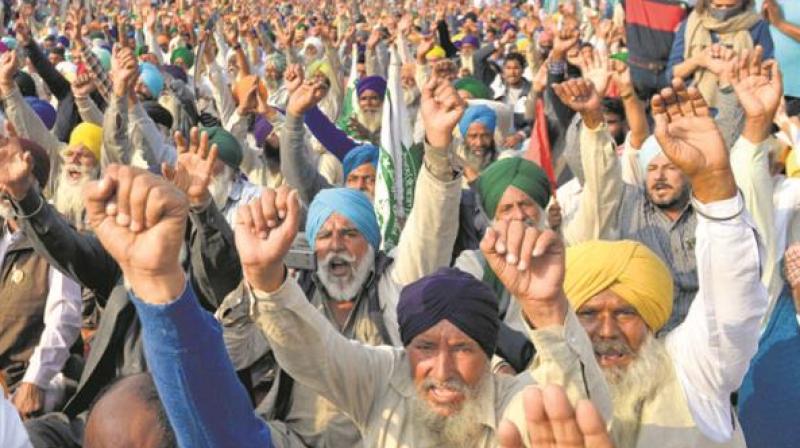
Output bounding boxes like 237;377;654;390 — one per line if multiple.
398;268;499;358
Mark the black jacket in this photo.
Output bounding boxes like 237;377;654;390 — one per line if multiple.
13;188;241;416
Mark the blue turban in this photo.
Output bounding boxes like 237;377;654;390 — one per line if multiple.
306;188;381;249
459;104;497;137
25;97;56;130
343;144;379;178
356;75;387;99
139;63;164;98
398;267;499;357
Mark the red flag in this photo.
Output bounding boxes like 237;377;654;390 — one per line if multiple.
524;98;557;194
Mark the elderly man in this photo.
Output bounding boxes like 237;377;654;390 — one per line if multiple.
341;144;378;200
559;72;767;447
0;50;105;230
265;53;289;109
218;72;471;447
458;105;501;180
561;49;781;331
0;136;81;420
84;162;611;447
0;127;241;448
347;75;386;143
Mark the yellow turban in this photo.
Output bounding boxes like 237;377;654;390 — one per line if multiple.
426;46;446;61
787;149;799;178
565;240;674;332
68;123;103;162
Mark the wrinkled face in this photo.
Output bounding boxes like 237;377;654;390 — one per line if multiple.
576;290;649;369
304;44;319;60
358;89;383;113
465;122;493;160
346;164;377;199
408;320;489;416
645;153;690;210
494;186;542;225
503;59;523;87
315;213;370;281
60;145;99;185
461;43;475;56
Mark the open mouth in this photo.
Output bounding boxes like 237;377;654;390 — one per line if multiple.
67;167;83;182
428;386;463;404
596;351;628;367
328;259;352;277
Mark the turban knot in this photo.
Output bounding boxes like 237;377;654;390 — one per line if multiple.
477;158;550;218
356;76;387;99
398;268;499;358
306;188;381;249
565;240;674;332
343;145;379;178
68;122;103;162
459;104;497;137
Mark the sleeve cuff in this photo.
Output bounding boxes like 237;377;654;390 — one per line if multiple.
11;186;45;217
692;193;743;220
248;274;298;315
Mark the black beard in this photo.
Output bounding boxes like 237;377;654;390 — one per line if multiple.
647;184;691;211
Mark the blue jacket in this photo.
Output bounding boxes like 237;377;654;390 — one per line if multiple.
130;285;272;448
666;17;774;81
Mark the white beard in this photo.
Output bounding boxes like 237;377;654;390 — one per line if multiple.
403;86;421;108
209;166;234;210
601;334;671;447
316;245;375;302
55;165;98;227
0;200;13;220
357;108;383;134
410;365;491;447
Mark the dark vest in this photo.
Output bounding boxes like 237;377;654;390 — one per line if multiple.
0;229;50;387
269;251;394;420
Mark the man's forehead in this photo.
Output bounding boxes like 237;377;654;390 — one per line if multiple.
412;319;477;344
580;289;638;312
321;213;359;231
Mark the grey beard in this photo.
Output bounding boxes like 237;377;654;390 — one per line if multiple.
410;366;491;448
602;334;672;447
209;166;234;210
316;246;375;302
55;166;99;228
357;109;383;134
403;87;421;108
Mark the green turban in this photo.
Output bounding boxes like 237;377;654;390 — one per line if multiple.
477;158;550;219
454;77;492;100
202;127;242;169
171;47;194;69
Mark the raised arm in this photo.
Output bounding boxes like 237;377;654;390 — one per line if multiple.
0;145;121;305
388;75;464;286
551;78;624;244
238;186;396;427
279;65;334;207
651;79;768;443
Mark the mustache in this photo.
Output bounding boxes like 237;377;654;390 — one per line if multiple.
593;339;634;357
321;251;357;268
652;181;672;190
420;377;468;394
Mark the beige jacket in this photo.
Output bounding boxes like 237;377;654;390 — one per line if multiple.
250;277;612;448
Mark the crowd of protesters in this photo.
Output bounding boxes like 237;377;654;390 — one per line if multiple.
0;0;797;446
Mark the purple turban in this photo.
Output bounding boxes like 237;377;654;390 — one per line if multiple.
501;23;518;35
25;97;57;130
398;267;499;357
57;36;70;48
356;76;387;99
253;115;274;148
459;35;480;49
162;64;187;84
